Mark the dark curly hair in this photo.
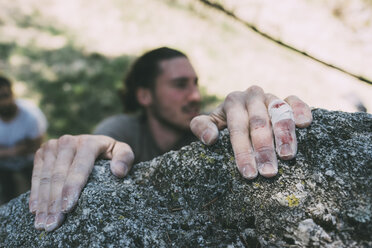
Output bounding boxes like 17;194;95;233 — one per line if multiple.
0;75;12;89
121;47;187;113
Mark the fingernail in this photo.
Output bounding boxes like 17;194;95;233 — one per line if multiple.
35;213;46;230
111;161;128;177
29;201;37;213
260;163;278;178
201;125;218;145
45;213;65;232
296;114;310;127
278;143;295;160
62;192;78;213
201;129;213;145
241;166;258;179
62;197;73;213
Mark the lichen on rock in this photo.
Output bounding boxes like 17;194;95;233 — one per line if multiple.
0;109;371;247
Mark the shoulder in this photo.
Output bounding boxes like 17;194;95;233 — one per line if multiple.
95;114;140;130
93;114;142;141
16;99;47;132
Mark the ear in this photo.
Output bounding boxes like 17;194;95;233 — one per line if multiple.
136;87;153;107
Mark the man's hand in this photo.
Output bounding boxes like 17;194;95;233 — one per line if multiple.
29;135;134;232
190;86;312;179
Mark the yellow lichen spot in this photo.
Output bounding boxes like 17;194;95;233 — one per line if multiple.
260;204;264;209
286;194;300;207
118;215;125;220
207;157;215;164
39;231;46;239
279;181;284;185
301;180;305;185
229;156;235;162
278;168;284;175
254;183;260;188
269;234;275;239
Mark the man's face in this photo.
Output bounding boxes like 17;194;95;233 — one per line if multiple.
150;57;202;131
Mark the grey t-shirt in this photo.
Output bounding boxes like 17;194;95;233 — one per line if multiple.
93;114;197;164
0;99;47;147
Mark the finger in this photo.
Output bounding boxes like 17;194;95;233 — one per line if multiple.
190;113;222;146
35;139;58;230
61;136;100;213
224;91;258;179
45;135;77;232
284;95;312;128
246;87;278;178
106;142;135;178
265;94;297;160
29;148;44;214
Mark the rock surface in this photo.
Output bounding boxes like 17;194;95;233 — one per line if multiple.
0;109;371;247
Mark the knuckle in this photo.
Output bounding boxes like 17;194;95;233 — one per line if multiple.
255;145;274;153
229;127;247;137
43;139;58;150
249;116;267;130
51;172;65;183
235;150;254;160
58;135;75;147
247;85;264;95
255;146;275;163
225;91;242;104
31;174;40;180
39;176;51;185
284;95;298;102
78;136;94;147
48;200;56;210
34;149;43;159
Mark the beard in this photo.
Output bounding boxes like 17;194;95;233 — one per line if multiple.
0;103;18;121
150;101;200;133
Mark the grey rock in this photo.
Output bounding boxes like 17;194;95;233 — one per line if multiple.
0;109;371;247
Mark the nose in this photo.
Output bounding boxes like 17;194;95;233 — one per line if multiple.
188;84;201;102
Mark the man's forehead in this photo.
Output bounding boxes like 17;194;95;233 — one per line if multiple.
158;57;197;78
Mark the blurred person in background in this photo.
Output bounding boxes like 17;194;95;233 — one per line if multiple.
29;47;313;231
0;75;47;204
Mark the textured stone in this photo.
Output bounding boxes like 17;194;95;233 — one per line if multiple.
0;109;371;247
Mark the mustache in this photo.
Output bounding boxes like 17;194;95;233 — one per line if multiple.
182;101;201;113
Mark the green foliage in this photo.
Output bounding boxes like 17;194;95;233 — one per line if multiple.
0;6;222;138
18;45;134;137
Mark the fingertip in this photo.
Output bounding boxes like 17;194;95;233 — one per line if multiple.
200;124;219;145
110;160;129;178
29;200;37;214
258;163;278;178
235;157;258;179
284;95;313;128
294;114;312;128
239;165;258;180
277;143;297;160
45;213;65;232
34;212;46;230
61;189;79;213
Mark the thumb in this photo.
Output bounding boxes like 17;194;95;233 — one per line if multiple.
190;105;227;146
108;142;135;178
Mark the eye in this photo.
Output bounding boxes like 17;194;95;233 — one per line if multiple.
172;78;188;89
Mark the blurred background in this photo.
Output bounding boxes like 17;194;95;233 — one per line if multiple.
0;0;371;138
